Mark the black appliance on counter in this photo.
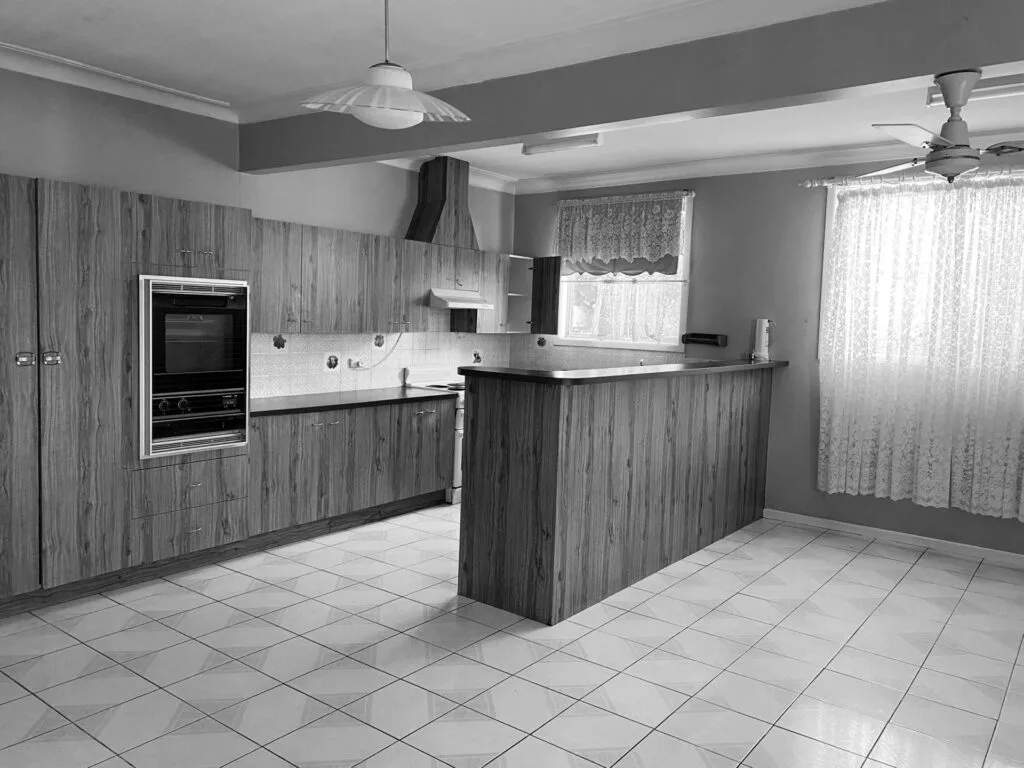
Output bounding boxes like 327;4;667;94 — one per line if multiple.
139;275;249;458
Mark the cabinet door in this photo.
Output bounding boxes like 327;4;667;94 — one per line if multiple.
302;226;364;332
135;194;194;271
325;410;352;518
0;174;41;597
453;245;482;292
297;413;332;522
251;218;302;333
38;180;133;587
348;405;394;511
394;399;456;499
475;252;510;333
212;204;252;273
362;234;401;333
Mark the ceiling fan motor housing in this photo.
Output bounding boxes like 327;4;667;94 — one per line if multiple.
926;146;981;182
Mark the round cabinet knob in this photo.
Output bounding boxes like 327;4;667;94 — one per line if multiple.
157;399;170;414
177;398;190;412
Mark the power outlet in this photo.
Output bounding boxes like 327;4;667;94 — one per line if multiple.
348;358;367;369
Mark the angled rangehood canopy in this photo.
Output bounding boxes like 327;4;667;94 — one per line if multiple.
428;288;494;311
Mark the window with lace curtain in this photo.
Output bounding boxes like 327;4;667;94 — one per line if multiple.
818;173;1024;521
556;191;693;346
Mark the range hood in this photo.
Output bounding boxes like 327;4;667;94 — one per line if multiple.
429;288;494;311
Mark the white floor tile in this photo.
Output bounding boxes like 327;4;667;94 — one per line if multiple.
405;655;508;703
727;647;821;692
504;618;590;650
213;684;332;745
561;631;651;671
517;651;617;698
777;694;886;755
3;645;115;693
617;730;737;768
465;676;574;732
0;723;114;768
79;689;203;753
351;633;450;676
582;673;687;727
407;614;497;651
658;697;769;762
126;639;232;686
288;657;395;708
891;695;995;752
870;722;986;768
267;710;394;767
909;667;1005;719
342;679;456;738
624;649;719;695
696;671;798;723
458;631;552;673
303;615;396;654
746;726;862;768
487;735;600;767
165;660;278;715
240;635;342;682
36;665;157;721
660;628;748;669
405;707;525;768
534;701;650;768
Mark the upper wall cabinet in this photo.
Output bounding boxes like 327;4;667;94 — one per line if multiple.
250;218;534;336
251;218;302;333
135;194;252;276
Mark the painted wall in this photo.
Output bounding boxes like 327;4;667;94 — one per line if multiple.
0;69;515;250
513;168;1024;555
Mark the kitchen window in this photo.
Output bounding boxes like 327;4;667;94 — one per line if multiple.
556;191;692;347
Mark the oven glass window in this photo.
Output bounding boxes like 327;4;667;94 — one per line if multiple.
164;313;236;373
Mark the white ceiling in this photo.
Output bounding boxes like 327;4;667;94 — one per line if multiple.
447;73;1024;192
0;0;886;121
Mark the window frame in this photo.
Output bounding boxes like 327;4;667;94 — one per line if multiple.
554;196;693;351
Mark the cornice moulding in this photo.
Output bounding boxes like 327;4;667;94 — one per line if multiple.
0;42;238;123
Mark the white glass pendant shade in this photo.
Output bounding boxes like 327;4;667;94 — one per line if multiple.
302;63;469;130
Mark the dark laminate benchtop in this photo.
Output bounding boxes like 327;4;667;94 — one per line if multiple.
251;387;457;417
458;359;788;385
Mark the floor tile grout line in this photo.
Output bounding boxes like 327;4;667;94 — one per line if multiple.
860;555;985;767
982;632;1024;766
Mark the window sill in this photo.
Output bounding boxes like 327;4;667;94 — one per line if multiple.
550;336;688;353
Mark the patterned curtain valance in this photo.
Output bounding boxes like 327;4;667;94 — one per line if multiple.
556;191;693;276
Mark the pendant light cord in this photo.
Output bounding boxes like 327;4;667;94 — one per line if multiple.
383;0;391;63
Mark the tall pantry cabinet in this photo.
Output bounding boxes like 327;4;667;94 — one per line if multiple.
0;175;40;597
1;174;252;597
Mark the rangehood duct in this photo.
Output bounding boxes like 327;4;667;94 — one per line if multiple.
407;156;495;315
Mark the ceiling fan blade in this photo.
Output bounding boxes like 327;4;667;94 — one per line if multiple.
984;141;1024;156
873;123;953;149
859;159;924;178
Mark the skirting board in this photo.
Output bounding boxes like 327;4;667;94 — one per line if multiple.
763;508;1024;569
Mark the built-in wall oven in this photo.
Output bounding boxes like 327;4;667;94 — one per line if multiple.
139;275;249;459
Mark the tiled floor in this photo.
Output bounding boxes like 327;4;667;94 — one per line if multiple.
1;507;1023;768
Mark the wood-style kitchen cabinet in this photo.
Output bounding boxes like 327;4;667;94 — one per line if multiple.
37;180;135;588
393;399;456;499
301;226;365;333
248;398;455;532
251;218;302;333
0;174;41;598
135;193;252;275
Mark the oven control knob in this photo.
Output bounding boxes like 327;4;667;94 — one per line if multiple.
157;399;170;414
177;398;190;412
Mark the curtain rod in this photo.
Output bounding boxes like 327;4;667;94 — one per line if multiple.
800;165;1024;188
559;190;694;204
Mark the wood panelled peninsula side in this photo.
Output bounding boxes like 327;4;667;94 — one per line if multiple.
458;361;785;624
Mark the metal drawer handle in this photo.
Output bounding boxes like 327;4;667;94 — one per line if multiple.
15;352;36;367
42;351;62;366
189;482;203;488
416;410;437;415
178;249;193;256
328;420;340;426
311;422;325;428
186;527;203;534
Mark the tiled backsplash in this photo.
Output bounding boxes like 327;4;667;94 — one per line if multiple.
251;332;512;398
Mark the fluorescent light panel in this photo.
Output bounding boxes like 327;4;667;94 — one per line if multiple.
522;133;602;155
927;73;1024;106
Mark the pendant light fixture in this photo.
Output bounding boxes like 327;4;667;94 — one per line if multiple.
301;0;470;130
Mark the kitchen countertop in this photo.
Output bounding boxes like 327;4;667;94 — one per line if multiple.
458;359;788;385
251;387;458;417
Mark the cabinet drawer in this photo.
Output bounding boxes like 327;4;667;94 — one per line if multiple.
131;456;249;518
129;499;254;565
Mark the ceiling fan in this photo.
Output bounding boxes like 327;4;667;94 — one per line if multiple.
864;69;1024;182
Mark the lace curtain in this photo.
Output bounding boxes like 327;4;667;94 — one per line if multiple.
818;173;1024;520
556;191;692;276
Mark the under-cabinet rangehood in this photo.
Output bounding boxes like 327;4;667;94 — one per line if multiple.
428;288;494;311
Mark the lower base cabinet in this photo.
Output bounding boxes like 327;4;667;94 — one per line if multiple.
249;399;456;533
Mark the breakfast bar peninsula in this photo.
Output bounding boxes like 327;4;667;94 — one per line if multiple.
456;359;787;625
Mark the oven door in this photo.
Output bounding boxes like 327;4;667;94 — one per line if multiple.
151;292;247;394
